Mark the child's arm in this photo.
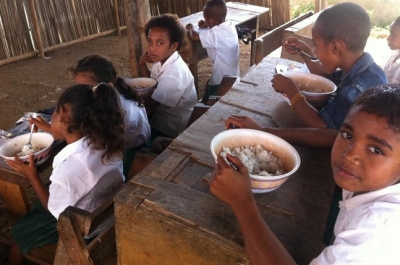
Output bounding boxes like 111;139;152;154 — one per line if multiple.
209;154;297;265
31;116;51;133
282;37;327;77
225;115;338;148
5;154;50;209
139;51;152;77
185;24;200;41
142;95;160;116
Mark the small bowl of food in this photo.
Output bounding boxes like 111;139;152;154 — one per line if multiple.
281;71;337;109
0;132;54;166
210;129;301;193
124;77;158;97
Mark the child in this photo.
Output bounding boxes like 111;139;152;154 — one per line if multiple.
33;54;151;176
384;16;400;84
6;83;126;265
139;14;198;139
210;84;400;264
186;0;240;103
226;2;387;148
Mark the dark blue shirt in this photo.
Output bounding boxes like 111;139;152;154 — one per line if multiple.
320;53;387;129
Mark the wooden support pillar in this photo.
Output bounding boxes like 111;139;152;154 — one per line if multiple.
271;0;290;27
27;0;45;58
113;0;121;36
315;0;327;12
123;0;151;77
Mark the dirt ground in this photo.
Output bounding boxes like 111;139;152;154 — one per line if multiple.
0;31;253;129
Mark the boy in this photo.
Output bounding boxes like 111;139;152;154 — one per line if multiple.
225;2;387;148
210;84;400;264
186;0;239;103
384;16;400;84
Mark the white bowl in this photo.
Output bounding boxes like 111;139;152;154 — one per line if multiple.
281;71;337;109
210;129;301;193
124;77;158;97
0;132;54;166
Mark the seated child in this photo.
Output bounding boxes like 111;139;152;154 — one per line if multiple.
210;84;400;264
139;14;198;139
6;83;126;265
226;2;387;148
384;16;400;84
186;0;240;103
33;54;151;176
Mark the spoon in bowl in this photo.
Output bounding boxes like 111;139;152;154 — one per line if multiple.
292;47;319;62
21;113;37;155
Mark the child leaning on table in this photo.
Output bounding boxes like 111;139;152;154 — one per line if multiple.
384;16;400;84
210;84;400;265
226;2;387;148
6;83;126;265
186;0;240;103
139;14;198;139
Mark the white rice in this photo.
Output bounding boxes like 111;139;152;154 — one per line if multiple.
220;144;285;176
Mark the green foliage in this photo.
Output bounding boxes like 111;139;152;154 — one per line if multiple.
291;2;315;19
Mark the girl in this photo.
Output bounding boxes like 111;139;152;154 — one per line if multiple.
139;14;198;139
384;16;400;84
34;54;151;176
6;83;125;265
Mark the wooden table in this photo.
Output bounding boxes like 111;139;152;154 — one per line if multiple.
180;2;269;92
115;56;335;265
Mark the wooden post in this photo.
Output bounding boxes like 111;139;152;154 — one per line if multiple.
315;0;327;12
27;0;45;58
123;0;151;77
271;0;290;27
113;0;121;36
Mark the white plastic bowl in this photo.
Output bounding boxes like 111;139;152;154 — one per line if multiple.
281;71;337;109
0;132;54;166
124;77;158;97
210;129;301;193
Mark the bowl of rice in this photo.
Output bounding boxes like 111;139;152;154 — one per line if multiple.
124;77;158;97
210;129;300;193
281;71;336;109
0;132;54;166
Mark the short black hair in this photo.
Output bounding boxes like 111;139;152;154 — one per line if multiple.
314;2;371;52
144;14;186;50
351;84;400;134
393;16;400;27
204;0;227;22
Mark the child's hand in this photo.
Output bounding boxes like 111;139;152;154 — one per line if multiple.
139;51;153;65
198;20;208;29
271;74;299;97
282;37;312;56
31;116;51;133
185;23;194;30
209;154;253;207
5;154;38;182
225;115;264;131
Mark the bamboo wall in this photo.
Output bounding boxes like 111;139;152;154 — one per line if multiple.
0;0;289;66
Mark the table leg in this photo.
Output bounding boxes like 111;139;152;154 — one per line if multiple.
0;180;30;219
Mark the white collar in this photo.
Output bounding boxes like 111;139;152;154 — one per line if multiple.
53;137;88;168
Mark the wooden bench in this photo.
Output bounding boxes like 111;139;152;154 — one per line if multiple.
251;11;314;65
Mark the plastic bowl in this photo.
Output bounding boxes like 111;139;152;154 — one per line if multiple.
210;129;301;193
124;77;158;97
0;132;54;166
281;71;337;109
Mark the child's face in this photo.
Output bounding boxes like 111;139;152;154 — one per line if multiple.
312;24;337;74
203;8;216;28
74;72;97;86
387;23;400;50
146;27;178;64
331;107;400;193
50;106;67;141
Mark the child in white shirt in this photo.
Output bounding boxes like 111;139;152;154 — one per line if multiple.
186;0;240;103
7;83;126;264
139;14;198;138
384;16;400;84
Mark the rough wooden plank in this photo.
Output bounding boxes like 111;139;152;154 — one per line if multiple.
0;180;30;219
25;243;57;265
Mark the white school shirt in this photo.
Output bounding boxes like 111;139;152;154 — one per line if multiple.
119;95;151;148
310;183;400;265
48;137;124;219
150;51;198;137
383;50;400;84
199;20;240;85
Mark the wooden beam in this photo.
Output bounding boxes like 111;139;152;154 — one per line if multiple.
113;0;121;36
27;0;45;58
123;0;151;77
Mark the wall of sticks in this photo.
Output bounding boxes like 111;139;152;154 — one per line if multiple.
0;0;288;67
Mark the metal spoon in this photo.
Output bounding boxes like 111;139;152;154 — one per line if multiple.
21;113;37;154
292;47;319;62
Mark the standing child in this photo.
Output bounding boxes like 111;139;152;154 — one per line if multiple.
186;0;240;103
384;16;400;84
226;2;387;148
211;84;400;264
6;83;126;265
139;14;198;139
